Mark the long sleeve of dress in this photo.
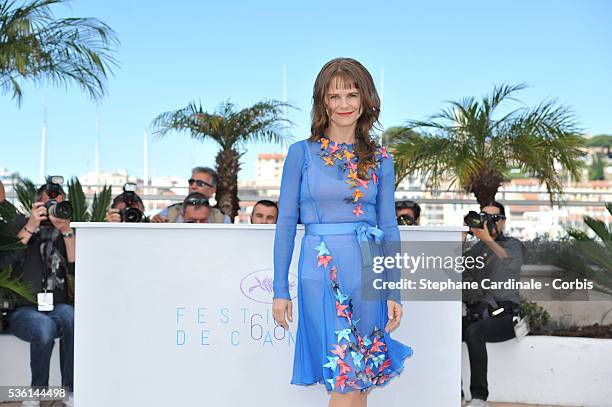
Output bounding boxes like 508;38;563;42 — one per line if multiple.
376;152;402;303
273;142;304;300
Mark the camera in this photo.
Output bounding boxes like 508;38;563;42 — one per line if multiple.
119;183;143;223
184;196;209;207
395;200;420;226
43;176;73;223
397;214;416;226
464;210;505;235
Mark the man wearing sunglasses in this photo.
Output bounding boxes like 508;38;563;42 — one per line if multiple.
461;200;524;407
151;167;230;223
395;199;421;226
181;193;210;223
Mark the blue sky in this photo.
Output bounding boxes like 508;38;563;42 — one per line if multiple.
1;0;611;183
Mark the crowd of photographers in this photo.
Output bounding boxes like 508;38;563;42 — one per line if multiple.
0;170;523;407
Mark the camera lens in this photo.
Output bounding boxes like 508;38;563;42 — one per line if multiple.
463;211;484;228
47;201;73;220
122;207;143;223
397;214;415;226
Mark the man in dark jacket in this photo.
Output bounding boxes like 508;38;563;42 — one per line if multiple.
9;183;75;405
461;201;523;407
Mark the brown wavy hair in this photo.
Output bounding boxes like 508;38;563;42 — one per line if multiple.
309;58;381;180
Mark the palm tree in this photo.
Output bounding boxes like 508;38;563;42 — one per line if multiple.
14;177;35;215
151;100;294;220
561;203;612;297
0;0;119;105
393;84;585;205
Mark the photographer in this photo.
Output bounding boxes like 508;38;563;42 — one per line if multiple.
151;166;230;223
395;199;421;226
182;193;210;223
10;178;75;406
105;183;145;223
461;201;523;407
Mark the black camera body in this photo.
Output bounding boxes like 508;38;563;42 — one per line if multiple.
464;210;496;235
42;176;72;224
119;183;143;223
397;214;416;226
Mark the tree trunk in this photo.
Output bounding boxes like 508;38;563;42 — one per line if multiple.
214;147;241;222
466;167;506;206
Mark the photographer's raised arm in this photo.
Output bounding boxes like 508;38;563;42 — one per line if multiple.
469;222;509;259
482;239;509;259
17;202;47;245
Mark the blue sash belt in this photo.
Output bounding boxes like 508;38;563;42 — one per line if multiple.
305;222;384;267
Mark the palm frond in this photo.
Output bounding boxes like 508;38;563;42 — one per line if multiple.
582;216;611;242
14;177;35;214
0;200;19;227
67;177;88;222
0;0;119;105
563;204;612;296
90;184;111;222
0;266;36;304
0;228;25;252
234;100;295;147
393;133;460;190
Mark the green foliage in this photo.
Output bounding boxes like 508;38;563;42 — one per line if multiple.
66;178;111;222
381;126;420;147
393;84;585;205
588;154;605;181
0;201;33;304
563;203;612;296
520;300;550;333
0;0;119;105
0;200;18;228
90;185;112;222
152;100;294;150
0;202;23;252
67;177;89;221
14;177;35;214
585;134;612;148
0;266;35;304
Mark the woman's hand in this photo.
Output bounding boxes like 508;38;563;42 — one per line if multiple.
272;298;293;330
385;300;403;333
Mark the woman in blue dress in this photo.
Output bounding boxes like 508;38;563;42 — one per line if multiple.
273;57;413;407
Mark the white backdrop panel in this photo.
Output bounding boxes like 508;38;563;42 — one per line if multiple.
73;224;463;407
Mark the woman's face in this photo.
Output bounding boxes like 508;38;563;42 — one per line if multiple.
324;80;362;129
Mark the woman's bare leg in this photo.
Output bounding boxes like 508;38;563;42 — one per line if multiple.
328;391;368;407
360;389;370;407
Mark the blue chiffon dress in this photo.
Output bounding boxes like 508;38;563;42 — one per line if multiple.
273;136;414;393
